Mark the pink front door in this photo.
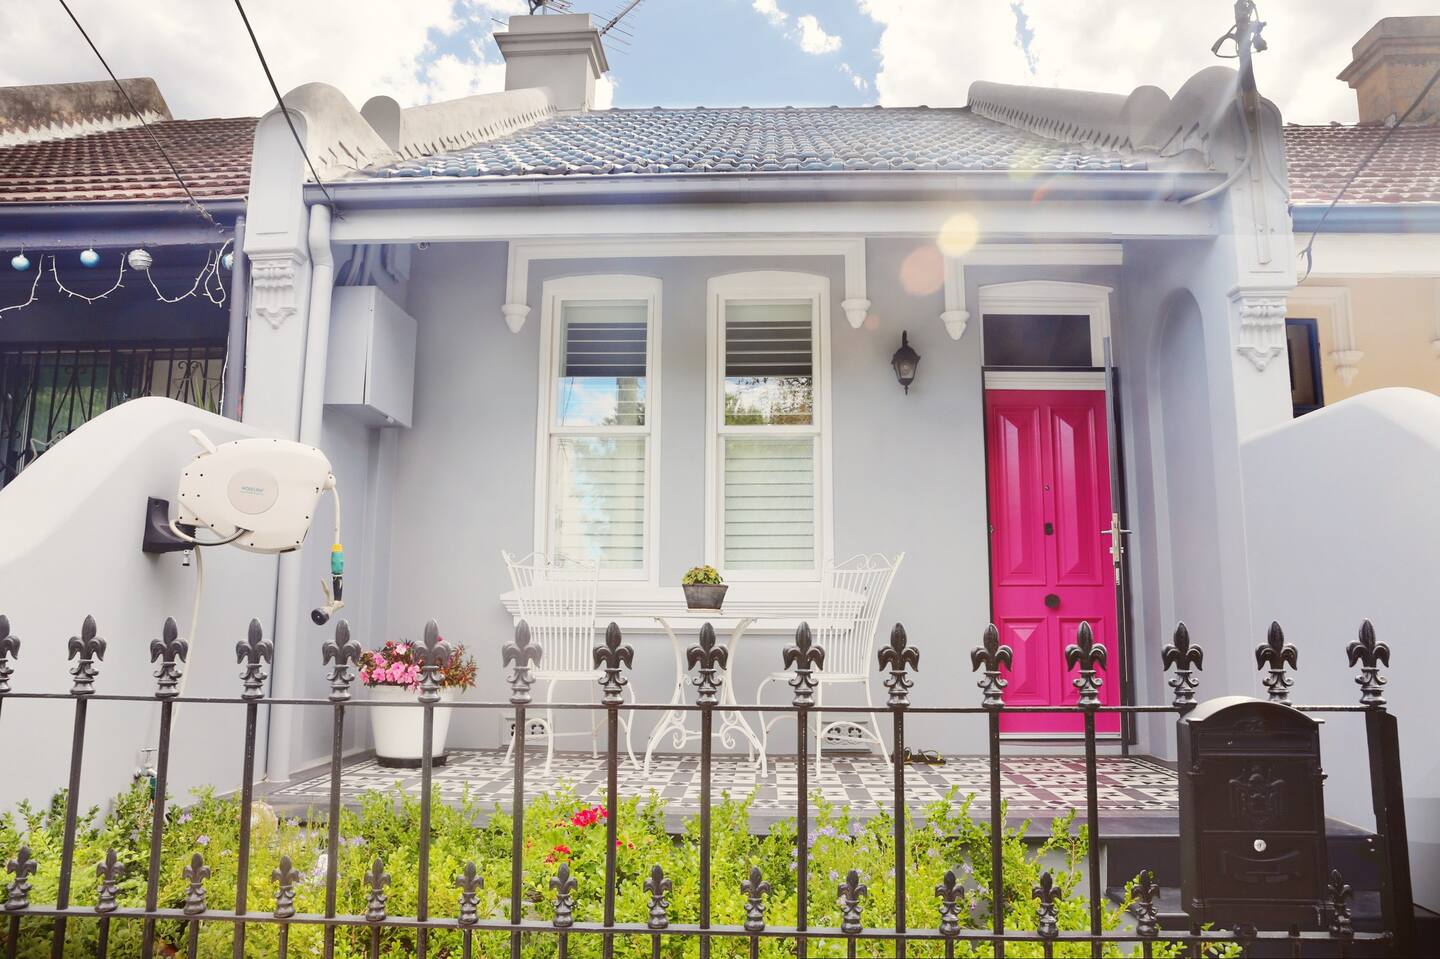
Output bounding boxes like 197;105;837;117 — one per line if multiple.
984;389;1120;734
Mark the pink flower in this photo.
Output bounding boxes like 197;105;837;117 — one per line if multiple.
371;655;387;670
359;669;371;684
393;643;409;656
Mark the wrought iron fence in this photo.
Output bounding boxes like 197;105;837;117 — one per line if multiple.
0;342;226;487
0;611;1415;958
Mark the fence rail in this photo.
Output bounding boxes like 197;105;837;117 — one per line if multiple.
0;612;1414;958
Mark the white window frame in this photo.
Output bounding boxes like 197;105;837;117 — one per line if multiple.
533;274;662;584
705;271;834;582
977;280;1113;389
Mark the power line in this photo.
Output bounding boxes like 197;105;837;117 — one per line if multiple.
1298;62;1440;281
54;0;218;228
231;0;341;215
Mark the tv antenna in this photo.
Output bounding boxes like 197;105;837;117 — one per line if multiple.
528;0;574;13
600;0;645;36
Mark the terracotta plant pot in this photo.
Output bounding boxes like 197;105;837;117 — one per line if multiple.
368;686;458;768
683;583;728;610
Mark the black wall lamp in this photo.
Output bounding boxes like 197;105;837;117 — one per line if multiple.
891;330;920;393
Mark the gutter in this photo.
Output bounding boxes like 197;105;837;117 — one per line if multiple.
305;169;1229;210
1292;203;1440;234
222;216;248;419
0;199;244;250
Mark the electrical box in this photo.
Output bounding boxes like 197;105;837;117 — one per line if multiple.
1178;695;1328;931
325;286;417;428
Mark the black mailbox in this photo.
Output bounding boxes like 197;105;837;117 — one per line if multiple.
1178;695;1328;930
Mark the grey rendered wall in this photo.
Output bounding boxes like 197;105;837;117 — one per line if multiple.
386;239;1130;755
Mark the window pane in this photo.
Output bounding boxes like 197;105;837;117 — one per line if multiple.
723;435;815;570
552;435;646;570
1286;319;1323;415
725;300;814;425
982;314;1092;367
556;299;647;427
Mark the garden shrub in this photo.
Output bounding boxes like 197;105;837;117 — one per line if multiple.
0;781;1225;957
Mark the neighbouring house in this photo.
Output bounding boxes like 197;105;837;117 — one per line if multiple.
1282;16;1440;416
0;78;253;488
1;8;1437;924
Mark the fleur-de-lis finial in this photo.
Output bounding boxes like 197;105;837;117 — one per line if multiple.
1064;622;1107;709
4;846;37;911
0;615;19;695
877;623;920;708
416;620;452;705
837;869;867;936
456;861;484;926
551;861;578;927
1255;621;1298;703
95;849;123;914
68;615;106;696
150;617;189;699
935;869;963;938
741;865;770;933
502;620;542;705
1033;871;1060;939
364;858;391;923
236;619;273;700
970;625;1013;709
643;864;672;929
1161;623;1204;711
1328;869;1354;939
783;622;825;707
593;622;633;705
322;620;361;702
272;856;300;919
182;853;210;915
1346;620;1390;709
687;623;729;706
1133;870;1160;938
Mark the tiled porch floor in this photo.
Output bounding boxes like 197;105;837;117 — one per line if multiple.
262;750;1178;828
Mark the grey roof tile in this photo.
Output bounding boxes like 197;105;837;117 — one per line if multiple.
377;106;1147;180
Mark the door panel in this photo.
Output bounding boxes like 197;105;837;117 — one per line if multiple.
986;389;1119;734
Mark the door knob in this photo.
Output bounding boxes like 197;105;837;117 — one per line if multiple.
1044;593;1061;609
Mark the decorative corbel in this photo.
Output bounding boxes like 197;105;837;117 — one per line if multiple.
940;257;969;340
249;253;304;330
501;303;530;334
1231;288;1288;371
840;238;870;329
1289;286;1362;385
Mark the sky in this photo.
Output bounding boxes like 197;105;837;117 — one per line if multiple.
0;0;1432;125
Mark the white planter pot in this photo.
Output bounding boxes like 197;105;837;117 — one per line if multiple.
368;686;458;768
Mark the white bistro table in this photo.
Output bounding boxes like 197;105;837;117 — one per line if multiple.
499;584;860;777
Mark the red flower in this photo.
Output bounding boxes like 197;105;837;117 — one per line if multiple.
544;843;573;864
570;805;608;828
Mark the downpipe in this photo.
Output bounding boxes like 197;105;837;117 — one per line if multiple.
267;204;335;782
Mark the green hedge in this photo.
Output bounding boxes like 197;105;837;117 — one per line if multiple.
0;781;1223;958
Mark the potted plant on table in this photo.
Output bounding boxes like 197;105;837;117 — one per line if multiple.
682;564;728;610
360;638;477;768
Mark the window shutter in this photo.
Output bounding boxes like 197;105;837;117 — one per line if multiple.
723;435;816;570
552;436;647;571
725;302;813;377
561;300;648;377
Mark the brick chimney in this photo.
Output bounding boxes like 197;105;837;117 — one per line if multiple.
494;13;609;114
1338;16;1440;125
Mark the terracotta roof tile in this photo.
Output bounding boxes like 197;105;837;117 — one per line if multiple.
0;117;256;204
1284;123;1440;205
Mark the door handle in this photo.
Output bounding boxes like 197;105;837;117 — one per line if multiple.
1044;522;1054;535
1044;593;1061;609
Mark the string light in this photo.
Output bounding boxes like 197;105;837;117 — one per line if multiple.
0;244;232;316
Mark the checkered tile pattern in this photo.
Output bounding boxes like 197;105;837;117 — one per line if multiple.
266;750;1177;820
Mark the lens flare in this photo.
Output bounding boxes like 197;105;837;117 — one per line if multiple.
898;244;945;296
937;213;980;258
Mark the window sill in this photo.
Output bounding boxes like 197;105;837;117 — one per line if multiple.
499;581;823;634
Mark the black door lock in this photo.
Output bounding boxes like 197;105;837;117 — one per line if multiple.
1044;521;1054;535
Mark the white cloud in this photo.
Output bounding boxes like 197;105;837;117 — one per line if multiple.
797;14;842;54
857;0;1405;124
840;62;869;92
750;1;844;57
593;75;617;111
0;0;523;119
752;0;788;28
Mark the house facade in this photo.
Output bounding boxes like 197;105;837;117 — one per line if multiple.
1;9;1435;917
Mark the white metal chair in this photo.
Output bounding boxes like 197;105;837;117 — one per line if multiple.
502;551;637;773
754;552;905;778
